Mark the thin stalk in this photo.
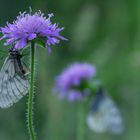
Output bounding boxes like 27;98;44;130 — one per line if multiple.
77;102;86;140
27;41;36;140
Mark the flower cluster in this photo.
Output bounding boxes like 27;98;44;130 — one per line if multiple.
55;63;96;101
0;11;66;52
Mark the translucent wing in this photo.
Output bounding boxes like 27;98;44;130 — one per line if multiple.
0;56;29;108
87;90;124;134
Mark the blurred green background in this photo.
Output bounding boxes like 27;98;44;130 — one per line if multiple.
0;0;140;140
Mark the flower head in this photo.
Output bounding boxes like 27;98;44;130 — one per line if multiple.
0;10;66;52
55;63;96;101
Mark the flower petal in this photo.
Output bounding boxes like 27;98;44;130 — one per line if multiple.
0;27;10;33
58;35;68;40
15;38;26;49
47;37;60;46
0;36;5;41
28;33;37;40
45;42;52;53
4;38;15;45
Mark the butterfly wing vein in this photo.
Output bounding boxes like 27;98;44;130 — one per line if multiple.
0;57;29;108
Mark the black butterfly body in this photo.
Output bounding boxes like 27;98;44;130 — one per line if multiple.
0;50;29;108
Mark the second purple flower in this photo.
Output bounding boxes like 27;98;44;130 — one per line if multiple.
55;63;96;101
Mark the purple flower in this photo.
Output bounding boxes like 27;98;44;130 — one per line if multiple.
55;63;96;101
0;11;66;52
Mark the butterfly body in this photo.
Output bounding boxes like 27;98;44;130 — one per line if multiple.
9;50;27;78
0;50;29;108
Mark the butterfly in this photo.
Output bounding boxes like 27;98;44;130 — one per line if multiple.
86;88;124;134
0;49;29;108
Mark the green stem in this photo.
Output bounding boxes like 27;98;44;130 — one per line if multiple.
27;41;36;140
77;102;86;140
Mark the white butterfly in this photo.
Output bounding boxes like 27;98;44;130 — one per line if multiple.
87;88;124;134
0;50;29;108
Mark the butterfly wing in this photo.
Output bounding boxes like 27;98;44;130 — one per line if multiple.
103;96;124;134
87;94;124;134
0;56;29;108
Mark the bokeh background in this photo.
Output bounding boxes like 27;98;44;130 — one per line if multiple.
0;0;140;140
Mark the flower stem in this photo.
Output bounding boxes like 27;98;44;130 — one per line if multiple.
27;41;36;140
77;102;86;140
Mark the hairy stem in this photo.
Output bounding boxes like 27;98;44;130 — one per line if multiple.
77;102;86;140
27;41;36;140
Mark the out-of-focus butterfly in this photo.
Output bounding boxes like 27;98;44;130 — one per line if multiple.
87;88;124;134
0;49;29;108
